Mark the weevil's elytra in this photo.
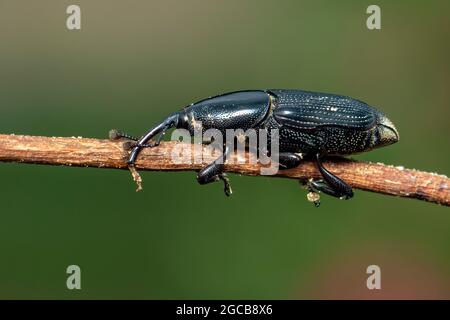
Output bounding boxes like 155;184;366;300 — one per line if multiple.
113;89;399;205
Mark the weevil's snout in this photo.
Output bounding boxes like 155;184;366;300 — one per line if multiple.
375;113;399;147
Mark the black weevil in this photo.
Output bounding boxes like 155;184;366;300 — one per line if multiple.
111;89;399;204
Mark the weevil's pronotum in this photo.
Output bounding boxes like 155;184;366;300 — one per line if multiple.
111;89;399;205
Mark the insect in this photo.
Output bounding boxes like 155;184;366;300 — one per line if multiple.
111;89;399;205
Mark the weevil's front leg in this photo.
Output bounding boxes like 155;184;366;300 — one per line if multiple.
310;153;354;199
197;145;232;196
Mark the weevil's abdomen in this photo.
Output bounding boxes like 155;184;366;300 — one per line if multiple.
316;126;377;155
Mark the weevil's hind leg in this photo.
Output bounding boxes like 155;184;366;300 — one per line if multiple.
218;173;232;197
308;179;341;197
311;154;354;200
279;152;303;169
197;145;232;196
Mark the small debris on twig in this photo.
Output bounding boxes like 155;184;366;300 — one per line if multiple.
128;165;143;192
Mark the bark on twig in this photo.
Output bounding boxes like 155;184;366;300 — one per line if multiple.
0;134;448;206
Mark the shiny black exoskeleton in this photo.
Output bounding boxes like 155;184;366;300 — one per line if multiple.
112;90;399;203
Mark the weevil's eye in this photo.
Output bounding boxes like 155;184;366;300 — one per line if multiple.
376;113;399;147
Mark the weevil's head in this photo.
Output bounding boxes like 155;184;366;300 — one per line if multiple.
371;112;399;148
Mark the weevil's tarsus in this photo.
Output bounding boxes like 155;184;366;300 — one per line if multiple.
197;145;232;197
219;173;232;196
308;179;337;197
300;155;353;206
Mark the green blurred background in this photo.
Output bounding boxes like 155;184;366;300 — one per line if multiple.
0;0;449;299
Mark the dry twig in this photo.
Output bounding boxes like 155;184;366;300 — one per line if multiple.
0;134;448;206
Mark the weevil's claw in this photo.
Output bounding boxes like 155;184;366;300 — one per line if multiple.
224;184;232;197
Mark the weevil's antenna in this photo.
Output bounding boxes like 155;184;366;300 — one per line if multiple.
109;129;139;141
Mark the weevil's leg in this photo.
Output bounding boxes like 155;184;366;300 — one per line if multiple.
307;178;343;198
128;114;178;165
218;173;232;197
312;154;354;199
278;152;303;169
197;145;232;196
